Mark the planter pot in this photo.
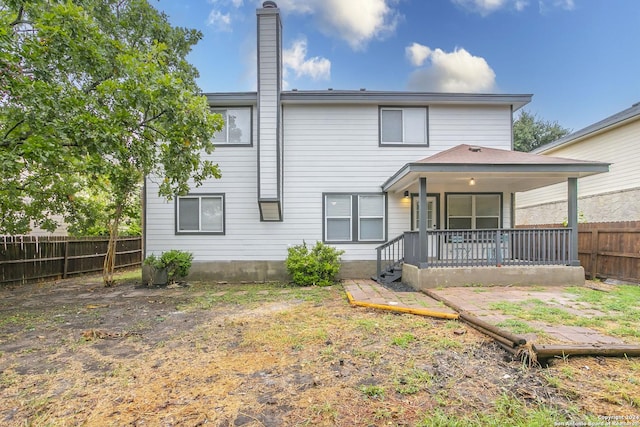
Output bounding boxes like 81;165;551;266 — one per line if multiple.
144;266;168;286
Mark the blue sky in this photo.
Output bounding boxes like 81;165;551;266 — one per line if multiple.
154;0;640;132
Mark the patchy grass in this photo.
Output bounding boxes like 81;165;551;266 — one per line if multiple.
416;393;569;427
496;319;543;335
566;285;640;312
489;286;640;342
393;366;432;395
390;332;416;348
178;281;332;310
1;275;639;426
359;384;385;399
489;299;575;324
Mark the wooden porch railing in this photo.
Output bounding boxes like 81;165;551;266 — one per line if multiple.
375;233;404;283
404;228;572;268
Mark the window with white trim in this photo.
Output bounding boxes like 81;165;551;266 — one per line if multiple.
380;107;427;145
324;194;386;243
177;194;224;234
447;194;501;230
211;107;252;145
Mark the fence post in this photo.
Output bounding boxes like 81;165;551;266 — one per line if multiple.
590;229;599;279
62;240;69;278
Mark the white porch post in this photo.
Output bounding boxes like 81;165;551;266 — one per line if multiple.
568;177;580;266
418;177;427;266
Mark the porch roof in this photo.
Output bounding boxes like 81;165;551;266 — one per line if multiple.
382;144;610;193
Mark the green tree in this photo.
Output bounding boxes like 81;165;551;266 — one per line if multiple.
0;0;222;285
65;176;141;237
513;110;571;152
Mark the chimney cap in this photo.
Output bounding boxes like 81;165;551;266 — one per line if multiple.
262;1;277;8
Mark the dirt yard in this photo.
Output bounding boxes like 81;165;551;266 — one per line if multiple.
1;271;639;426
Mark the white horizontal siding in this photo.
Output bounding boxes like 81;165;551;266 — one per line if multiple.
430;106;512;150
146;103;515;262
517;118;640;208
258;12;280;199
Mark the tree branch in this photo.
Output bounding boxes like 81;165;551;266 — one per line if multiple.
139;123;166;139
3;120;25;141
139;110;166;127
9;6;25;26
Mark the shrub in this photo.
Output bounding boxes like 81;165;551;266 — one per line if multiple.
286;241;344;286
144;250;193;285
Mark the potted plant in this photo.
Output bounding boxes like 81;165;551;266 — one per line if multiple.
143;250;193;286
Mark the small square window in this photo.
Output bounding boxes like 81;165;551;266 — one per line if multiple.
380;107;427;145
177;195;225;234
212;108;252;145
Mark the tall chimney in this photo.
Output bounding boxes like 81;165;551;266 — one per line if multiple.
256;1;283;221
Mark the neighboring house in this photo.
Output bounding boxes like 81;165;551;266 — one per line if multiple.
29;216;68;237
516;103;640;225
144;2;608;287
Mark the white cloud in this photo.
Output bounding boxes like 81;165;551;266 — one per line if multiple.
283;38;331;82
558;0;575;9
407;46;496;93
277;0;401;50
207;10;232;31
538;0;576;14
452;0;511;15
206;0;244;31
405;42;432;67
453;0;575;15
208;0;243;7
514;0;528;11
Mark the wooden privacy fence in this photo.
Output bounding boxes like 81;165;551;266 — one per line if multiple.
518;221;640;283
0;236;142;286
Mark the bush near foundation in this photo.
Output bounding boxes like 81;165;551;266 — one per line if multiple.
144;250;193;285
286;241;344;286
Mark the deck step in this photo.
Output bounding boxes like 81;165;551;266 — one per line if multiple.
374;265;403;284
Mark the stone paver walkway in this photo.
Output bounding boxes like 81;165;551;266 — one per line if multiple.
342;279;457;317
344;281;629;347
429;286;626;345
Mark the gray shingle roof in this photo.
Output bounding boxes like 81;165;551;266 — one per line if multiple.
533;102;640;154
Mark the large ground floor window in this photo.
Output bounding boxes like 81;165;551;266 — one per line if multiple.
446;193;501;229
324;193;386;243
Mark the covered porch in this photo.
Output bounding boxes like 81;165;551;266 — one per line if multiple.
376;144;609;287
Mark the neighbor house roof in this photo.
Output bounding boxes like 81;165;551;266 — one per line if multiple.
205;90;532;110
533;102;640;154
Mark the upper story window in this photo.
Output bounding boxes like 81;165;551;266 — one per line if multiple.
211;107;252;146
379;107;428;146
176;194;225;235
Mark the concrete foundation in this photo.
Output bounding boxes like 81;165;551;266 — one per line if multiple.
403;263;585;290
183;260;377;283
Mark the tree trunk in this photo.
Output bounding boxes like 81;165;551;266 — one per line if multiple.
103;204;123;286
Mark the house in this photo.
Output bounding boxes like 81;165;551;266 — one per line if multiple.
144;1;609;287
516;102;640;225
